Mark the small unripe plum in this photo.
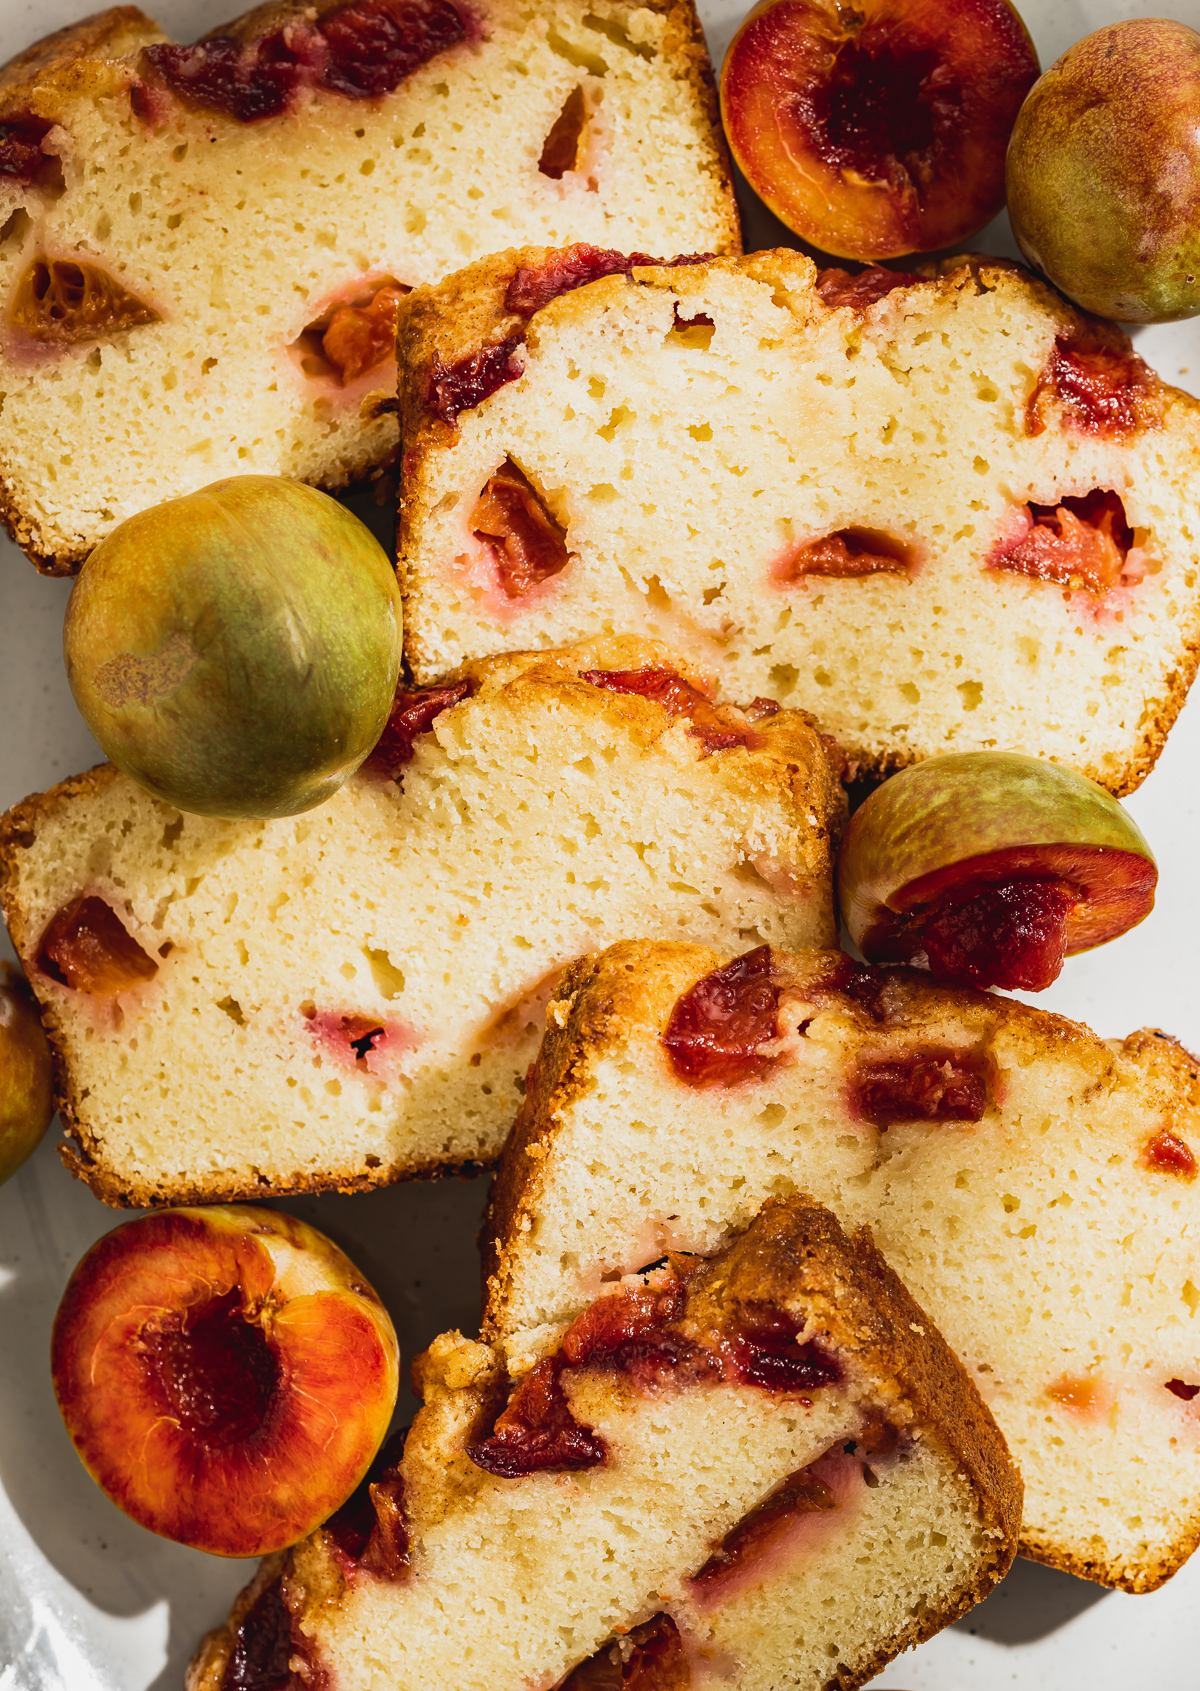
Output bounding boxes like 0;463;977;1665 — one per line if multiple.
0;966;54;1184
1007;20;1200;322
51;1205;400;1556
838;752;1157;991
64;476;402;819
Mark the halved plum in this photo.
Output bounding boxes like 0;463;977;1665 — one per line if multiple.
51;1206;399;1556
720;0;1039;260
838;752;1156;990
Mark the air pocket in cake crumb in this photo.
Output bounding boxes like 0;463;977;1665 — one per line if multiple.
471;963;570;1051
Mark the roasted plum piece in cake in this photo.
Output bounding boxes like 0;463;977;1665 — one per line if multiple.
0;637;842;1205
483;939;1200;1591
187;1197;1020;1691
396;246;1200;795
0;0;738;573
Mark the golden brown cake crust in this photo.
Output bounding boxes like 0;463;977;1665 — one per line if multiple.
189;1197;1021;1691
0;639;842;1208
396;248;1200;794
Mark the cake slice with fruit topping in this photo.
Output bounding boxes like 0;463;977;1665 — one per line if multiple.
482;939;1200;1591
188;1196;1020;1691
397;244;1200;795
0;636;841;1205
0;0;738;574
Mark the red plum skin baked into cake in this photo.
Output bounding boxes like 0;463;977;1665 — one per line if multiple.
0;0;739;572
187;1198;1022;1691
0;637;843;1205
395;246;1200;795
482;939;1200;1592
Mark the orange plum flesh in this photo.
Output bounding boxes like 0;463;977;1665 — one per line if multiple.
838;753;1156;991
0;966;54;1184
721;0;1039;260
51;1205;399;1556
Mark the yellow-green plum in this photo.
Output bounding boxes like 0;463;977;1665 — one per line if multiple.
64;477;402;819
1007;20;1200;322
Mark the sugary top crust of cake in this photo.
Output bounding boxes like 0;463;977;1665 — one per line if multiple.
186;1195;1021;1691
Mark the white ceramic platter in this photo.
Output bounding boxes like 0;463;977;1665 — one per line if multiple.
1;0;1198;1684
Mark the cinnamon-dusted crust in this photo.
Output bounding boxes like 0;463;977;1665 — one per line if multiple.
188;1196;1021;1691
396;246;1200;795
184;1551;288;1691
0;6;162;110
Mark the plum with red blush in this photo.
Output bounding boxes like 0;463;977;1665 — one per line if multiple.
720;0;1038;260
0;965;55;1185
838;752;1156;991
51;1206;399;1556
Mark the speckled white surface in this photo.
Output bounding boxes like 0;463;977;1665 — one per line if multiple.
1;0;1198;1685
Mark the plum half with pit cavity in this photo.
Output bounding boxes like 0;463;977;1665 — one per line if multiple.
720;0;1038;260
51;1206;399;1556
838;752;1156;990
0;966;54;1185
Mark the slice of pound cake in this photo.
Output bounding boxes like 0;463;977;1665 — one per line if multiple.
396;246;1200;794
0;638;842;1205
0;0;738;573
482;939;1200;1591
187;1197;1021;1691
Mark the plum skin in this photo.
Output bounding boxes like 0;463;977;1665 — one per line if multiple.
64;476;403;820
1007;20;1200;323
838;752;1157;987
50;1205;400;1556
0;966;54;1184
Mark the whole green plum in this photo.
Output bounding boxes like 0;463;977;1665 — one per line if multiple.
0;967;55;1185
1007;19;1200;322
64;477;402;818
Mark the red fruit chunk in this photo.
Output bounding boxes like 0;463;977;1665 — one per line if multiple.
539;83;588;178
467;1355;608;1476
721;0;1038;260
318;0;467;99
1026;334;1156;439
920;877;1078;991
816;266;923;308
1142;1131;1198;1180
318;283;408;385
582;666;769;752
691;1463;835;1588
1166;1380;1200;1402
662;945;781;1086
36;895;159;994
141;0;465;121
562;1615;691;1691
0;113;55;183
224;1578;294;1691
504;245;713;317
426;333;525;424
991;489;1134;596
471;459;570;598
368;679;471;774
51;1206;399;1555
724;1311;842;1393
852;1047;987;1127
775;526;913;581
11;258;159;345
325;1429;412;1580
